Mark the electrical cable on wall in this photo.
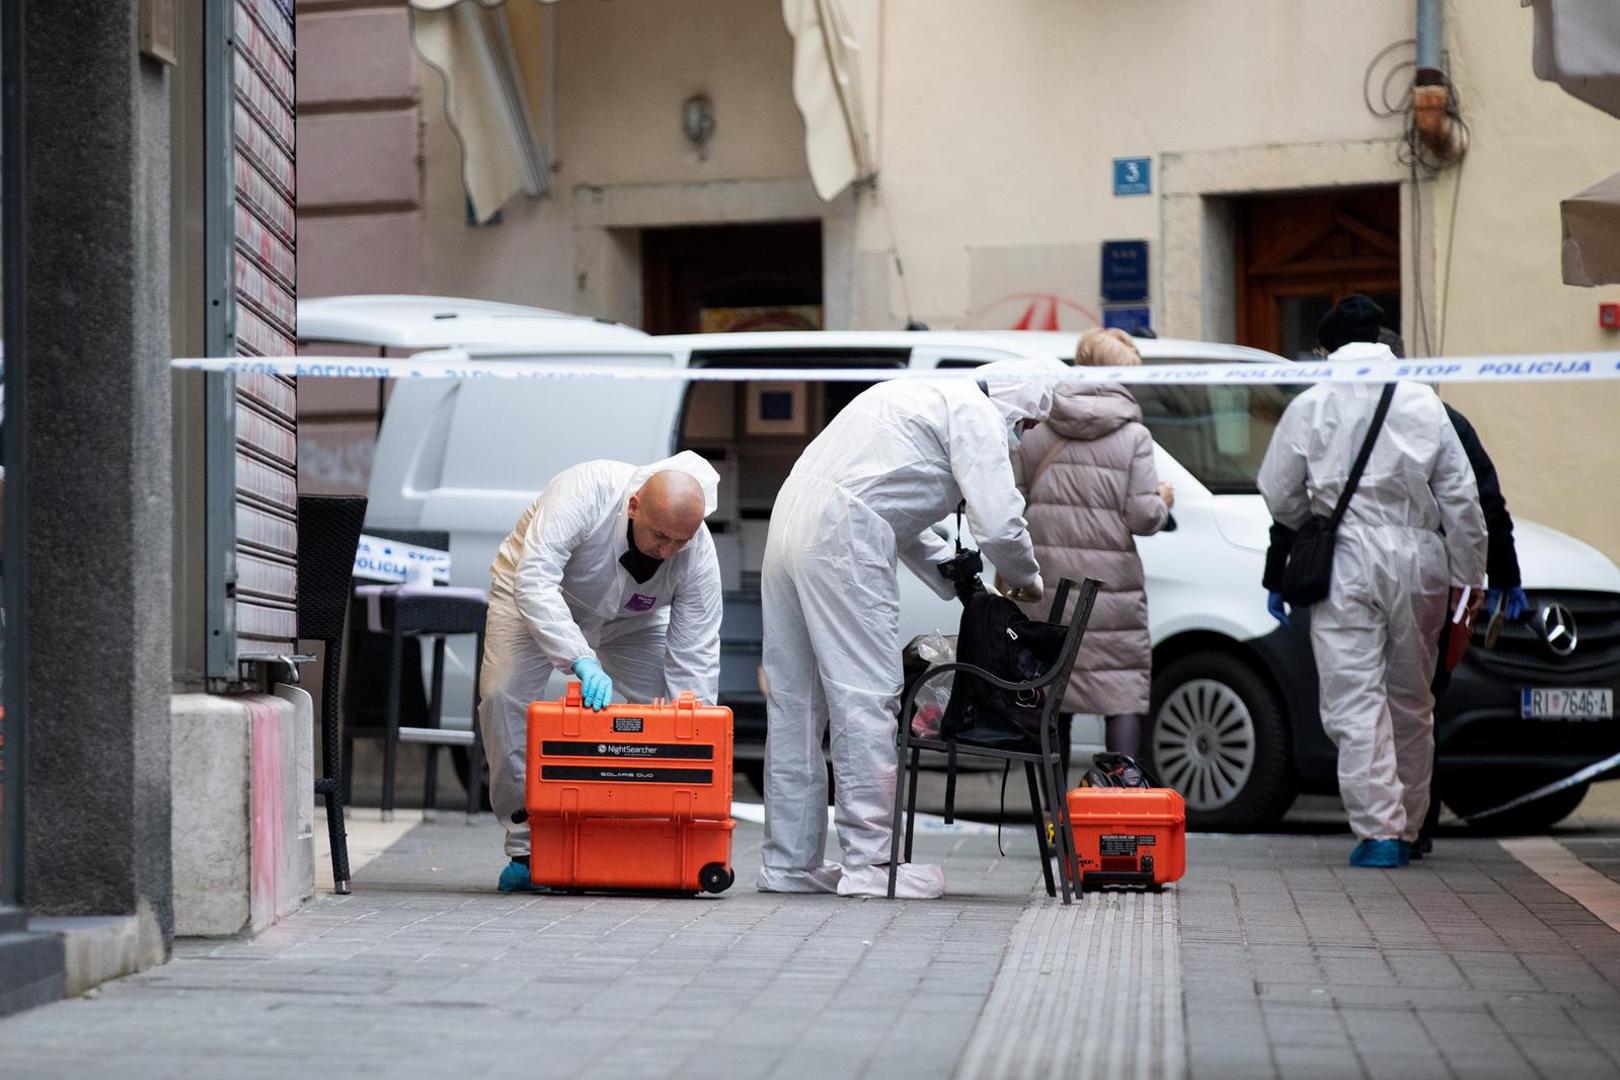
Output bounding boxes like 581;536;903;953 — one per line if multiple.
1363;38;1470;358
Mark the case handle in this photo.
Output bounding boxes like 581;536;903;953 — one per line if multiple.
676;689;696;739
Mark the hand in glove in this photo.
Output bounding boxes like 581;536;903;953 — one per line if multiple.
1000;572;1044;605
572;657;613;711
1487;586;1532;622
1267;591;1290;627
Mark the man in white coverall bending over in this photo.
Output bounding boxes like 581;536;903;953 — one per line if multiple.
1259;295;1486;870
479;452;724;892
759;358;1062;899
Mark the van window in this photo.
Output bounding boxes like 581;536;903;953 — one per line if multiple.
438;361;681;493
1133;383;1300;495
678;350;906;578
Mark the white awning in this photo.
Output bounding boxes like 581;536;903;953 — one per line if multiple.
781;0;877;201
1525;2;1620;284
1528;0;1620;119
1562;171;1620;286
407;0;875;221
410;0;555;223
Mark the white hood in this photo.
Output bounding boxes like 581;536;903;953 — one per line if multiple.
978;357;1064;428
1512;520;1620;592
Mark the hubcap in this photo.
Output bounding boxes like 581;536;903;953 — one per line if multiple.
1152;678;1256;812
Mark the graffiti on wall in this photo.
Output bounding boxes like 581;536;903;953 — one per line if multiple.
974;292;1102;332
968;244;1103;333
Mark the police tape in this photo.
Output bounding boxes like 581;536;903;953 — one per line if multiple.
1466;749;1620;821
352;533;450;585
172;349;1620;386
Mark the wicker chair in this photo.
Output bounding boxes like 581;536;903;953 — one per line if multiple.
296;495;368;895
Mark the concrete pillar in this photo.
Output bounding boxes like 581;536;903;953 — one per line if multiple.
22;5;173;963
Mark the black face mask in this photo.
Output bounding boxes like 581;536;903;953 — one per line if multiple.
619;518;664;584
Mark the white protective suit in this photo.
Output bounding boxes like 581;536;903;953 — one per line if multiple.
478;452;724;857
759;359;1061;897
1258;341;1487;842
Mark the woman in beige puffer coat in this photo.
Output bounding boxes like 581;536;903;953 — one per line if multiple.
1013;328;1174;756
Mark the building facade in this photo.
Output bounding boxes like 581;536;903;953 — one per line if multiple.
298;0;1620;565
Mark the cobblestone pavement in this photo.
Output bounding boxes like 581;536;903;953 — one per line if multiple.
1562;837;1620;886
0;816;1045;1080
3;806;1620;1078
1182;833;1620;1079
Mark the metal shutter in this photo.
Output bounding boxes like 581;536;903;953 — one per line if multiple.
206;0;298;680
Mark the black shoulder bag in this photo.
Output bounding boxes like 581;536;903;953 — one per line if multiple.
1278;383;1396;607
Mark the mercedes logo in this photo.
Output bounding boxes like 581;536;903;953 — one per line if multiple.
1539;603;1579;657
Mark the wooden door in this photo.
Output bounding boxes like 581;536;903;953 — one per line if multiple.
641;222;823;335
1236;187;1401;358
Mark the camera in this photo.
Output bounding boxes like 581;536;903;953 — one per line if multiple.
936;547;986;602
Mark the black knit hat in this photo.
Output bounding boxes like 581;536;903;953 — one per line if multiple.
1317;294;1385;353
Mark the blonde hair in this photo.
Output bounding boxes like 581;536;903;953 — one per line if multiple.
1074;327;1141;368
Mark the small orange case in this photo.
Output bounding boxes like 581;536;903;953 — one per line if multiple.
524;681;736;894
1067;787;1186;890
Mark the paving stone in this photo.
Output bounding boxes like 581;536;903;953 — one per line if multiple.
1180;832;1620;1079
5;812;1620;1077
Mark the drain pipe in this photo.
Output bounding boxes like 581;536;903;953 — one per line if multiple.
1412;0;1462;160
1415;0;1444;82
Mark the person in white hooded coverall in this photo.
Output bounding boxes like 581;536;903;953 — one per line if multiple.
478;452;724;892
1258;295;1486;868
759;359;1061;898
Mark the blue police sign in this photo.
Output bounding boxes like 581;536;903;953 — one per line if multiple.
1101;240;1150;303
1103;305;1153;335
1113;157;1151;196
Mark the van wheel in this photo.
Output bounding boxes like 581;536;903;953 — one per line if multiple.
1446;776;1589;834
1145;653;1296;831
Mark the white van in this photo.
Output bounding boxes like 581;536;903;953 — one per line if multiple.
303;296;1620;832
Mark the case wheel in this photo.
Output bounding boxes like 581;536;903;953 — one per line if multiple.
699;862;733;894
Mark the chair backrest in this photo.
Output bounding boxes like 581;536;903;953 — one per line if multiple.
297;495;368;641
1035;577;1102;734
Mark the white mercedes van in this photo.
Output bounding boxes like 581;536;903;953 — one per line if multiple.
302;296;1620;832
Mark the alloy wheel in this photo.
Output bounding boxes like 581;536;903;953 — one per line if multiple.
1151;678;1256;812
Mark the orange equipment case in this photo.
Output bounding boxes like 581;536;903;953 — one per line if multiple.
1067;787;1186;890
522;681;736;895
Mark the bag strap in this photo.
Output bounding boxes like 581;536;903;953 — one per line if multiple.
1328;383;1397;531
954;500;965;555
1024;437;1069;499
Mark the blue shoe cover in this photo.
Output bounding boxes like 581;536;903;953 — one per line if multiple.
1397;840;1412;866
1349;839;1402;868
498;859;551;893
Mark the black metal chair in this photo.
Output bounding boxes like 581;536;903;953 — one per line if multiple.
296;495;368;896
888;577;1101;903
342;529;487;819
360;587;489;821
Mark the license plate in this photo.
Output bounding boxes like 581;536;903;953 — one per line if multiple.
1521;687;1614;720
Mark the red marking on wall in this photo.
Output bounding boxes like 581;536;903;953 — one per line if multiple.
250;698;286;924
974;293;1102;332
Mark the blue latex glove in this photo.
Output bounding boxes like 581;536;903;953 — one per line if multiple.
1487;586;1532;622
573;657;613;711
1267;591;1290;627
